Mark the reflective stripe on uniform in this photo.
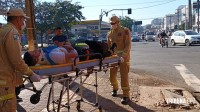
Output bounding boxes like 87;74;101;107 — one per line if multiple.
0;80;6;86
122;52;127;57
111;82;118;85
24;68;33;76
121;87;130;90
0;93;15;101
116;50;123;54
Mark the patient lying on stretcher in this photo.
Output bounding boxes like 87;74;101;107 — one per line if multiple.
23;45;79;66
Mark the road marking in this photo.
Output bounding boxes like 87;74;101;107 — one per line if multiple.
174;64;200;92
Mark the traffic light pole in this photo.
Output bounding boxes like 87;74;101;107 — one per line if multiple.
198;0;199;33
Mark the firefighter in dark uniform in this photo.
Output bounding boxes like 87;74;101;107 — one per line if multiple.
107;15;131;105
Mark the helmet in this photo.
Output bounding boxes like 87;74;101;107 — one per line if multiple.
109;16;119;23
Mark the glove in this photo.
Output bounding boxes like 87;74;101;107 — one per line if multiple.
30;73;41;82
108;49;114;55
120;57;124;63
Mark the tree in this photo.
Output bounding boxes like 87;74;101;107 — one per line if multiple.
119;16;134;31
34;0;85;38
179;23;185;30
0;0;24;19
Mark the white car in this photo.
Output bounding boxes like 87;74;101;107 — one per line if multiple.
170;30;200;46
145;32;156;41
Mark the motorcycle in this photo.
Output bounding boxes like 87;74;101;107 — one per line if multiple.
161;36;168;48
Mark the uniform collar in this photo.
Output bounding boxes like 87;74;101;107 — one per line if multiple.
111;25;122;32
7;22;20;34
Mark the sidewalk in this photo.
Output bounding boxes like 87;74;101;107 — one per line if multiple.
17;69;200;112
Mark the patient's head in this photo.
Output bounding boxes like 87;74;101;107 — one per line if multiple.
23;49;40;66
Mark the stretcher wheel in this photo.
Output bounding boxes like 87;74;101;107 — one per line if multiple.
15;87;21;96
30;94;40;104
76;101;81;111
98;106;102;112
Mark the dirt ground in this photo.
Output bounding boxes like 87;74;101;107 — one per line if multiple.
129;71;200;111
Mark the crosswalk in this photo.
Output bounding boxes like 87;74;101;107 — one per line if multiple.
174;64;200;92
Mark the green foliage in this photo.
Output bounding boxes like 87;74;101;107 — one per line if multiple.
119;16;134;31
34;0;85;35
0;1;24;20
0;0;85;36
179;23;185;30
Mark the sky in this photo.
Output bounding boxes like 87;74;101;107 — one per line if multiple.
0;0;197;25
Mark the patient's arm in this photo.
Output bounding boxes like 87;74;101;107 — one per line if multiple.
65;52;77;59
62;45;74;52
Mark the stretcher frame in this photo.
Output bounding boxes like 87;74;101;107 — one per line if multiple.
25;54;121;112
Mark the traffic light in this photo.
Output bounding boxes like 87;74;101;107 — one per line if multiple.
128;8;132;14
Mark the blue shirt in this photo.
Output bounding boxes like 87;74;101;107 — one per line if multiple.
52;35;67;42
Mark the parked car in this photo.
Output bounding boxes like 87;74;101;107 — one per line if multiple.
132;34;140;42
145;32;156;41
170;30;200;46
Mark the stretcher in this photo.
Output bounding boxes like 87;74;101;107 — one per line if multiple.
25;54;121;112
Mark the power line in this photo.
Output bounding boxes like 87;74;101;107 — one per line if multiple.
132;0;177;10
137;17;163;20
83;0;177;7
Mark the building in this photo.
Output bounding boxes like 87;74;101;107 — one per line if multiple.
163;14;177;31
151;18;162;33
71;20;110;38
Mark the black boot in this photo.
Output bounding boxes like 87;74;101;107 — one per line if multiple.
121;97;130;105
111;90;117;97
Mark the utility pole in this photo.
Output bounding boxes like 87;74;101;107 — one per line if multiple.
198;0;199;33
170;16;172;31
188;0;192;29
25;0;37;51
185;5;187;30
176;9;180;30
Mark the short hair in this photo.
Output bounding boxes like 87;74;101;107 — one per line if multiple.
7;16;17;22
55;27;62;30
23;52;37;66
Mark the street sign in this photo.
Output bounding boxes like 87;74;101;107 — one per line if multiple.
132;25;137;32
193;2;200;9
134;21;142;25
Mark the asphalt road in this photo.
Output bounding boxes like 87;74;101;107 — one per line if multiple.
130;40;200;92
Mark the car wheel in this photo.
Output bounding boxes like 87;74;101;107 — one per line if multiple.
171;39;176;46
185;39;190;46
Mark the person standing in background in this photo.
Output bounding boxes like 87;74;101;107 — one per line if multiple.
52;27;79;61
52;27;71;46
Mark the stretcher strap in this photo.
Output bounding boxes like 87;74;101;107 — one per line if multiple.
0;93;15;101
43;46;58;65
46;53;56;65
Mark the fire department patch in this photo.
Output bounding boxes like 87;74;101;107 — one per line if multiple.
118;32;122;36
125;30;129;35
13;35;19;40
